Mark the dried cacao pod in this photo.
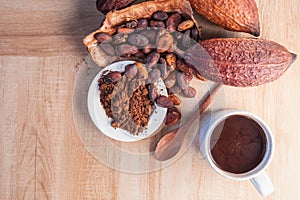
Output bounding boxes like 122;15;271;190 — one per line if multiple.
184;38;297;87
189;0;260;36
84;0;200;68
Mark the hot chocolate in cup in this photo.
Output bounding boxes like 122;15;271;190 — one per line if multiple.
199;110;274;196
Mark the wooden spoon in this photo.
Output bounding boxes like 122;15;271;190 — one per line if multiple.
154;83;222;161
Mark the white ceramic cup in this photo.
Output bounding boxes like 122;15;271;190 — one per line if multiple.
199;110;274;196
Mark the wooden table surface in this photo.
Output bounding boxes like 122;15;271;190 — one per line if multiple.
1;0;300;199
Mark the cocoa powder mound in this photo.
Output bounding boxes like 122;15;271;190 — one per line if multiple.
98;71;155;135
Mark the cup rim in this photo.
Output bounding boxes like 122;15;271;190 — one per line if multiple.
201;109;275;181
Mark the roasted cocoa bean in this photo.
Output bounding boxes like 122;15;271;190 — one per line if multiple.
153;11;168;21
178;20;195;31
134;50;146;59
104;71;122;83
165;107;181;125
182;29;192;49
164;71;177;88
141;29;157;43
147;69;161;83
99;42;115;56
136;62;148;80
156;31;174;53
166;53;177;70
117;28;134;34
176;59;193;73
168;94;181;105
126;20;138;28
181;86;196;98
96;0;136;14
143;44;153;54
166;13;182;32
168;84;182;94
177;72;189;89
116;44;138;56
128;33;149;47
124;63;138;79
158;58;170;80
113;33;128;44
150;20;166;29
156;96;174;108
94;32;112;43
144;52;160;69
191;28;199;41
137;18;148;29
148;84;158;102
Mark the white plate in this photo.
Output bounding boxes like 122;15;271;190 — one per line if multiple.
87;61;168;142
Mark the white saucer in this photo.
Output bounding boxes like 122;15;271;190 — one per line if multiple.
87;61;168;142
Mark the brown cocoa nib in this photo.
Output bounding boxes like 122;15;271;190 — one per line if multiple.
98;71;155;135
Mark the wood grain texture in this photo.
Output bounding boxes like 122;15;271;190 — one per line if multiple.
0;0;300;200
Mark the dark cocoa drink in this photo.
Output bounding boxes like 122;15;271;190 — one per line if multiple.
210;115;267;174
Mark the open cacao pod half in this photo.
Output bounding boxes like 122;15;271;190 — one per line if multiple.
83;0;201;68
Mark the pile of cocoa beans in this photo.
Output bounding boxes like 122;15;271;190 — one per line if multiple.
94;11;203;97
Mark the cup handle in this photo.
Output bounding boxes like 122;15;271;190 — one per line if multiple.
250;171;274;196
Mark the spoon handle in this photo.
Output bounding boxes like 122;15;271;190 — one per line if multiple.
181;83;222;130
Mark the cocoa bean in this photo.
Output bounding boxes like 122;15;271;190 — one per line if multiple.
150;20;166;29
113;33;128;44
124;64;138;79
96;0;136;14
181;86;196;98
100;43;115;56
165;107;181;125
176;59;193;73
166;53;177;70
178;20;194;31
128;33;149;47
164;71;177;88
153;11;168;21
116;44;138;56
147;69;161;83
143;44;153;54
94;32;112;43
137;18;148;29
156;96;174;108
158;58;170;80
177;72;189;89
144;52;160;69
166;13;182;32
134;50;146;59
156;31;174;53
168;94;181;105
148;84;158;102
141;29;157;43
104;71;122;83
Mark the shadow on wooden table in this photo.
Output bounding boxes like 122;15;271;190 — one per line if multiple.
64;0;105;55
